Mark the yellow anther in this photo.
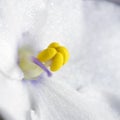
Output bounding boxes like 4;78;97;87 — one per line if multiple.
36;42;70;72
48;42;60;48
37;48;57;62
50;52;64;71
56;46;70;64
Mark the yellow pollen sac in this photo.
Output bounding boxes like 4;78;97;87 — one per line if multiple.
36;42;70;72
50;52;64;71
37;48;57;62
56;46;70;64
48;42;60;48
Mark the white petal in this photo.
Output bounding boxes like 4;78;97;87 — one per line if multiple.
27;79;119;120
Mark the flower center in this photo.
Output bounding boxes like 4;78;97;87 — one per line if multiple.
18;42;70;80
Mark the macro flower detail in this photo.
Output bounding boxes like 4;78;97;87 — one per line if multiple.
37;42;70;71
18;42;70;80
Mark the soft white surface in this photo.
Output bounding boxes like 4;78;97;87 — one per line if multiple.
0;0;120;120
0;74;30;120
26;78;119;120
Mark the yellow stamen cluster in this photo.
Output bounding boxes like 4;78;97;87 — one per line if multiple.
37;42;70;71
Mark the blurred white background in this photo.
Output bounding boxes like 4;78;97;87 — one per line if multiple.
0;0;120;119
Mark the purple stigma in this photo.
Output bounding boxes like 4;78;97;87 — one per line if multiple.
31;56;52;77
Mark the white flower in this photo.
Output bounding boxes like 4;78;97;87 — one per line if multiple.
0;0;120;120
